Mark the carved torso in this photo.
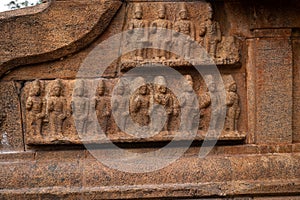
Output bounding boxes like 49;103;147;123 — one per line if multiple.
174;20;192;35
27;96;43;114
48;97;65;114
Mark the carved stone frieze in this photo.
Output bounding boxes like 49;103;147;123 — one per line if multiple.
120;2;241;71
23;74;245;145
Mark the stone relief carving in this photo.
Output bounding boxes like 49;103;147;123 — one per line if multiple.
130;77;151;127
23;75;243;145
199;5;221;59
71;80;89;135
112;79;130;133
224;75;240;132
152;76;174;132
46;79;67;139
173;4;196;60
150;4;172;61
26;79;45;137
94;80;111;134
179;75;199;134
127;4;149;61
121;2;241;70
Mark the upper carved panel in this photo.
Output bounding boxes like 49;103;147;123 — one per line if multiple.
120;2;241;70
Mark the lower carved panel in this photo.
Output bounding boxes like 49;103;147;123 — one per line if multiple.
22;73;246;145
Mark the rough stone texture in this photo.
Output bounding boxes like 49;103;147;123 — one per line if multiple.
0;0;122;78
0;148;299;199
247;29;293;144
293;31;300;143
0;0;299;199
0;81;24;151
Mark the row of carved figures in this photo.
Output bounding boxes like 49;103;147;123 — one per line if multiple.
25;76;240;139
126;3;221;61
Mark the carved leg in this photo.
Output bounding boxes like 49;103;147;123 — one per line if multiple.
36;118;43;137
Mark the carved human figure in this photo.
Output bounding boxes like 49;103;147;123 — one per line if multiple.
112;79;130;133
224;77;240;132
173;4;195;59
150;4;172;61
130;77;150;126
179;75;198;133
199;4;221;59
151;76;173;132
94;80;111;134
26;80;45;136
201;75;223;134
71;80;89;135
47;79;67;138
128;4;149;61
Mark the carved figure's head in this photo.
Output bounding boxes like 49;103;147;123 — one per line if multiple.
229;82;237;92
158;4;166;19
154;76;167;94
206;75;217;92
179;4;188;20
74;80;85;97
184;75;194;92
116;79;128;96
97;79;106;96
134;77;148;95
30;79;41;96
51;79;62;97
223;75;237;92
134;4;143;20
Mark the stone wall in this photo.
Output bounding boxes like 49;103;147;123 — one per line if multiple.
0;0;299;199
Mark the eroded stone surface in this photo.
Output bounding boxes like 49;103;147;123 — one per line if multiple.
0;0;300;199
0;81;23;151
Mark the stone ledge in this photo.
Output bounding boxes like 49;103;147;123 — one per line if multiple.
0;150;299;198
0;180;299;199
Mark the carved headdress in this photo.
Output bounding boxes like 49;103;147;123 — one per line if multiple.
158;4;166;12
134;3;142;14
154;76;167;86
52;79;62;89
179;4;188;14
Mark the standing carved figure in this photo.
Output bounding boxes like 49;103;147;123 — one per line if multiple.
173;4;195;59
71;80;89;135
47;79;67;138
179;75;198;133
152;76;173;132
199;4;221;59
26;80;45;136
95;80;111;134
224;76;240;132
130;77;150;126
202;75;223;135
112;79;130;133
150;4;172;61
128;4;149;61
